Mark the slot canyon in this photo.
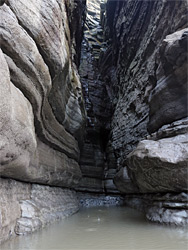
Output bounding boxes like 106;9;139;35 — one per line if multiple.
0;0;188;249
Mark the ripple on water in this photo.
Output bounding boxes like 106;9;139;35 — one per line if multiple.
1;206;188;250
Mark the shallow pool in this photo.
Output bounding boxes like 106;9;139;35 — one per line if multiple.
1;206;188;250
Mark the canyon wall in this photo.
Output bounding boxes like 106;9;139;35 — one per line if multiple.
0;0;188;244
99;0;188;225
77;0;118;194
0;0;86;244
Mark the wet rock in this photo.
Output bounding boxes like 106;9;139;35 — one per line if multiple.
127;133;188;193
125;192;188;226
78;192;124;207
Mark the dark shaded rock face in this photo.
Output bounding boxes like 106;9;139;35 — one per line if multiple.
98;0;188;225
77;0;119;194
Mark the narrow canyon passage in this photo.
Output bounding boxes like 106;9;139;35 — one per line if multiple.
1;207;188;250
0;0;188;248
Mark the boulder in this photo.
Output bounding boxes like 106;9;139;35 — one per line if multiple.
127;133;188;193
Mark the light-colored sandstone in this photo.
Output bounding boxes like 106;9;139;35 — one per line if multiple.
0;49;37;179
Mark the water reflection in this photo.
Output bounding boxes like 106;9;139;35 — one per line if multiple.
1;206;188;250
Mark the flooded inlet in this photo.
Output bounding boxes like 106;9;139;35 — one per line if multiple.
1;206;188;250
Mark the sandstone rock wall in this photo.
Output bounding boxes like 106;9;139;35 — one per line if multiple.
0;0;85;244
0;0;86;187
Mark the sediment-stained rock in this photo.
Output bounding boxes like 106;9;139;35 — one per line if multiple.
15;185;79;235
0;179;31;244
0;178;79;244
127;133;188;193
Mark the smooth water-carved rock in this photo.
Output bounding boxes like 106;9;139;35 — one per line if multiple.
0;0;87;187
13;138;82;188
5;0;86;139
127;134;188;193
0;49;37;179
0;4;80;160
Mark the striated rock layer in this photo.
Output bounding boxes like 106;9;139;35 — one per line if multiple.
0;178;79;244
77;0;118;194
99;0;188;225
0;0;86;186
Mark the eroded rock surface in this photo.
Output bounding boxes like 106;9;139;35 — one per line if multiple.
77;0;118;194
127;134;188;193
0;0;85;186
0;0;85;244
125;192;188;226
148;28;188;133
0;49;37;179
15;185;79;235
99;0;188;225
0;178;78;244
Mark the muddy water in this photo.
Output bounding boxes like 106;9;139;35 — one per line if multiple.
1;206;188;250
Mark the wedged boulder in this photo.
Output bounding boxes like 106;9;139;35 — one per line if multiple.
0;49;37;178
148;28;188;133
127;133;188;193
